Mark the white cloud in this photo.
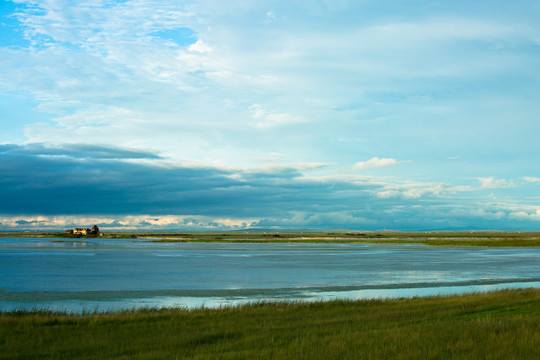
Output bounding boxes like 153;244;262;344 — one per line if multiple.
376;190;401;199
478;177;515;189
354;157;401;170
523;177;540;183
375;181;473;199
252;210;376;228
236;162;329;175
188;40;211;53
446;207;506;220
509;209;540;221
0;215;260;231
363;18;518;46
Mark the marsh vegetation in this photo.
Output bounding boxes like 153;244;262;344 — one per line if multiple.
3;231;540;246
1;289;539;359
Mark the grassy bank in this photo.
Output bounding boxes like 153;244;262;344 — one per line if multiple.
3;230;540;246
141;231;540;247
147;238;540;247
1;288;539;359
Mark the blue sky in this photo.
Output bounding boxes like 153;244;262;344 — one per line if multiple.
0;0;539;231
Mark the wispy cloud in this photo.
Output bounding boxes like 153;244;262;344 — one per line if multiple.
3;0;538;169
376;181;473;199
250;104;303;129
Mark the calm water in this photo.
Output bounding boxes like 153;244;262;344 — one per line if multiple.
1;237;539;312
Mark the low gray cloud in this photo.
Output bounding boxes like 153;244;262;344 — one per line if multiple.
0;144;375;218
0;143;162;160
15;219;47;225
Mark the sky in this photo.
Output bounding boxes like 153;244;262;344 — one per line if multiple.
0;0;539;231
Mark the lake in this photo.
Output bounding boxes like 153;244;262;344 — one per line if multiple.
1;237;539;312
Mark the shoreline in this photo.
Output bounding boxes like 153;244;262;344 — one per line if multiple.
146;237;540;246
3;280;540;314
2;231;540;246
1;286;538;314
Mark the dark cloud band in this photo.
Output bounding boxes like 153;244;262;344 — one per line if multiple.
1;144;537;230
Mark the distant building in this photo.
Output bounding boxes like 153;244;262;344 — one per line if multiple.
73;228;89;235
67;225;102;236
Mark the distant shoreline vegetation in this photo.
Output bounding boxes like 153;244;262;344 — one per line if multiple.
1;231;540;246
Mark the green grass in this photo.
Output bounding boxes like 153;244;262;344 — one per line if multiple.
147;238;540;247
1;288;539;359
3;230;540;246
